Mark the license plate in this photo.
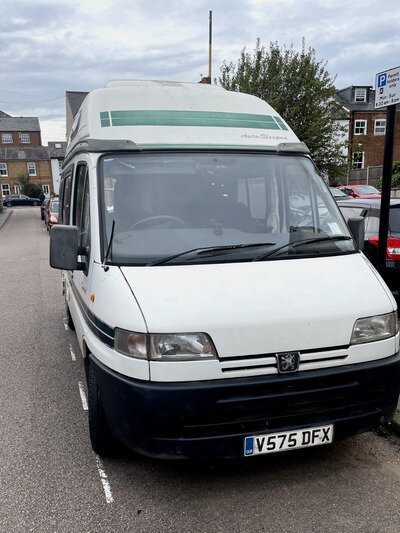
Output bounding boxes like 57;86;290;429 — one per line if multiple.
244;424;333;456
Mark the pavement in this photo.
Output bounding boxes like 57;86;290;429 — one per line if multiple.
0;207;11;230
2;207;400;532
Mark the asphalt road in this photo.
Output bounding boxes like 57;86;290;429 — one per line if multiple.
1;207;400;532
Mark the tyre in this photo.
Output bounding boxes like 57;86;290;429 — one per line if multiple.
88;363;116;457
33;201;38;206
66;305;75;331
6;202;12;207
41;212;44;220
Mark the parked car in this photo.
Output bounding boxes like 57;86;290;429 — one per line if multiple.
40;198;50;220
44;197;59;231
337;185;381;199
3;194;40;207
41;198;50;220
337;198;400;296
330;187;351;201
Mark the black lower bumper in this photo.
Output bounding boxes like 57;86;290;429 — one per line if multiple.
90;351;400;459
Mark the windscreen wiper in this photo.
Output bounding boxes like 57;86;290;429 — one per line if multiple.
149;242;276;266
102;219;116;271
252;235;352;262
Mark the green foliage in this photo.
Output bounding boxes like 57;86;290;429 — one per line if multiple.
217;38;347;179
25;183;42;198
17;172;30;192
376;161;400;190
17;172;41;198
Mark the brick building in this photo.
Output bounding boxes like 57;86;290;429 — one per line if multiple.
0;112;55;197
335;86;400;170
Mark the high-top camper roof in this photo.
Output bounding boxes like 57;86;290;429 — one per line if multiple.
66;80;304;161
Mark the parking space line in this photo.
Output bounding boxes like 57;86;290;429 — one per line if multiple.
78;381;88;411
96;456;114;504
62;317;69;330
69;343;76;361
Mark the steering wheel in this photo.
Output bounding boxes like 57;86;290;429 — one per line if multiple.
130;215;187;230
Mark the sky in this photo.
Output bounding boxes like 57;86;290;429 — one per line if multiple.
1;0;399;145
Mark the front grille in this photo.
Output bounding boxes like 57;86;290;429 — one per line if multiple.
220;346;349;376
181;369;390;439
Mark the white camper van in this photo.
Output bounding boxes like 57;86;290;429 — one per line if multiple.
51;80;400;458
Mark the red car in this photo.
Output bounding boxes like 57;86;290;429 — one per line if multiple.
45;197;59;231
337;185;381;198
41;198;50;220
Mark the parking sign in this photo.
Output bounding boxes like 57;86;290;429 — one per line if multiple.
375;66;400;108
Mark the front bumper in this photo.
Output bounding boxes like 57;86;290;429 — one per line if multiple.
90;351;400;459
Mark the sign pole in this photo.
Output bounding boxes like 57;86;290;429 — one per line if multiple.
377;104;396;274
208;10;212;83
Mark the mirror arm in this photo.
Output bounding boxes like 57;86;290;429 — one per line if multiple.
78;245;88;256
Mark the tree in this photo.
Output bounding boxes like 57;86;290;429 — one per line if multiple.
376;161;400;190
17;172;42;198
217;39;347;181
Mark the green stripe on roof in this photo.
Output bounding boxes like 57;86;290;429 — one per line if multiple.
137;144;279;151
100;111;110;127
111;117;280;129
100;110;287;130
273;116;288;131
109;110;277;122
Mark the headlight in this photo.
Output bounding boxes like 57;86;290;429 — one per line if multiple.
114;330;217;361
350;311;398;345
150;333;216;361
50;215;57;222
115;330;147;359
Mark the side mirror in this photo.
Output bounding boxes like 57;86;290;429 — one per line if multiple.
50;225;81;270
347;216;365;251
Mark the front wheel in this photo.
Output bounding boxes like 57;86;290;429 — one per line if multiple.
33;201;38;206
88;363;116;457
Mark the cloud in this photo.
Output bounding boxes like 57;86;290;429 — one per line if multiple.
0;0;398;139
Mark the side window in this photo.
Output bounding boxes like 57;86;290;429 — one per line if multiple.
59;178;66;223
339;207;365;221
365;215;379;234
73;164;88;226
73;164;90;272
62;176;72;225
80;177;90;252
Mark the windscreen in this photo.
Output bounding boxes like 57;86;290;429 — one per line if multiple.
99;152;354;265
354;185;380;195
51;201;59;212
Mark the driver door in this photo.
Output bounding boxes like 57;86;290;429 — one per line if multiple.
71;162;93;315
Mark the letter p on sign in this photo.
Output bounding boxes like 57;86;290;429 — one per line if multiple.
378;73;387;87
